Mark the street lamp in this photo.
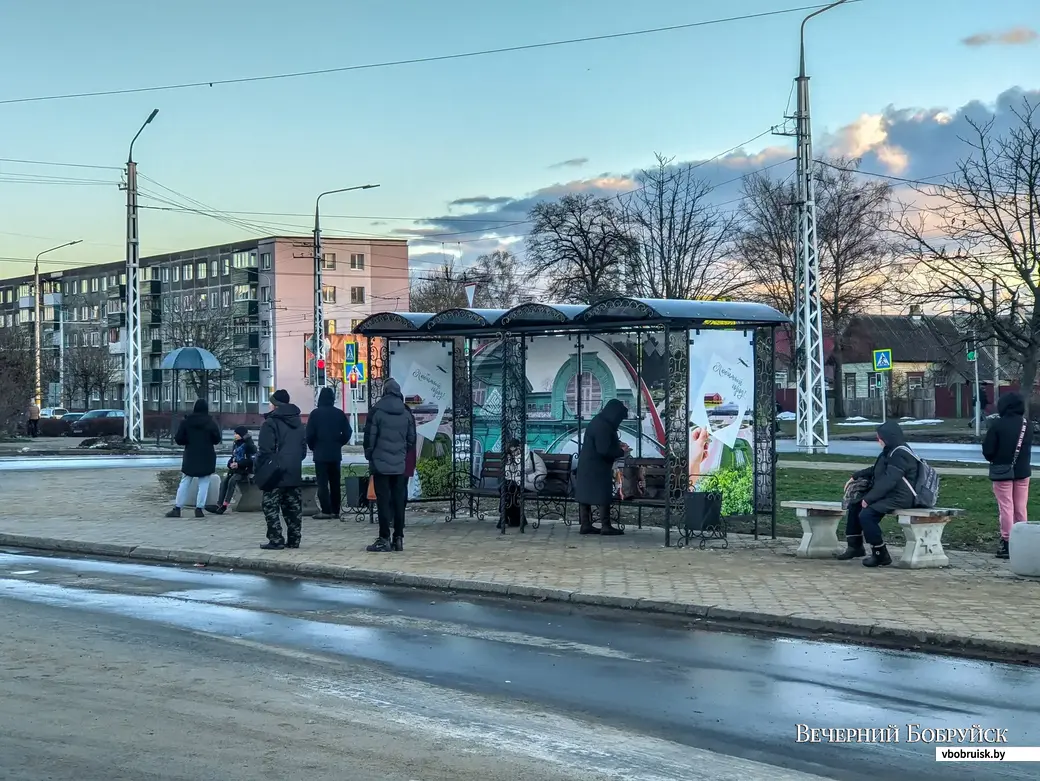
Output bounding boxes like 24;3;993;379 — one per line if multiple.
125;108;159;442
34;239;82;408
312;184;380;405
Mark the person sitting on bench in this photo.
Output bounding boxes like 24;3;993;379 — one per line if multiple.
214;426;256;514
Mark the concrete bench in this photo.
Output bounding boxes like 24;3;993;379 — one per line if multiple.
231;476;318;514
781;500;963;568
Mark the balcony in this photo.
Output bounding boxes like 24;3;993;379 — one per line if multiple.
107;311;127;328
147;369;163;384
144;280;162;296
233;332;260;350
233;366;260;384
108;284;125;300
147;310;162;326
231;267;259;285
43;292;62;306
18;295;34;309
149;339;163;354
232;300;259;318
108;340;126;356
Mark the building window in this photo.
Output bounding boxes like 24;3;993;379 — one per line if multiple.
322;285;336;304
261;286;271;303
350;318;364;332
261;353;271;369
246;384;259;404
161;267;170;282
90;331;100;347
907;372;925;397
101;277;108;291
210;260;218;278
774;371;788;387
350;253;365;270
183;295;193;311
349;286;365;304
120;273;126;284
198;293;208;310
91;278;100;292
222;256;231;275
91;305;100;321
321;253;336;270
261;320;271;337
844;373;857;400
233;284;256;302
566;371;603;418
172;265;180;282
197;262;207;280
233;251;257;269
221;290;231;308
472;379;487;407
260;252;272;270
183;264;193;281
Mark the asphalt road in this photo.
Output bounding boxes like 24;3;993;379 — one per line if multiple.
776;439;1019;464
0;551;1037;781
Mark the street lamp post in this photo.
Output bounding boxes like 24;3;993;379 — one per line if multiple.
312;184;379;405
792;0;849;454
125;108;159;442
34;239;83;408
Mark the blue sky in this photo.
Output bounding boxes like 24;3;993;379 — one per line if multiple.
0;0;1037;278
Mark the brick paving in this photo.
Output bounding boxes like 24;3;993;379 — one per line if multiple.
1;467;1038;657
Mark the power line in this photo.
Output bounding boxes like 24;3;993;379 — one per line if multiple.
0;157;123;171
0;3;862;106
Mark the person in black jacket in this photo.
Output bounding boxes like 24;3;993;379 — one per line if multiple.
165;399;222;518
839;420;919;567
213;426;257;514
363;378;416;552
983;391;1033;559
574;399;629;536
306;386;352;519
255;389;308;550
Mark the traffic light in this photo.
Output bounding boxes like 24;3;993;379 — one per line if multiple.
349;369;359;390
315;358;326;386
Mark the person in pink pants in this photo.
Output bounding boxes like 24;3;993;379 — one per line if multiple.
983;392;1032;559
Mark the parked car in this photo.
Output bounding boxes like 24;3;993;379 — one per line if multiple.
40;407;69;419
69;409;126;437
38;416;72;437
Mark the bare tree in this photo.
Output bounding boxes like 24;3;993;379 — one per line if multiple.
621;153;743;300
736;158;899;416
63;344;120;408
468;250;529;308
525;193;634;303
409;263;468;312
0;327;34;434
163;298;240;398
899;98;1040;395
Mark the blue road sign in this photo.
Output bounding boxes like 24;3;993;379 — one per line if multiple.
344;362;366;383
872;349;893;372
344;342;357;364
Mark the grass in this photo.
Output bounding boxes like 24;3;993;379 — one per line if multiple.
775;469;1019;551
777;453;983;470
777;417;984;442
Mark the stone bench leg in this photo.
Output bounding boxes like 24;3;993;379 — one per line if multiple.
895;517;949;568
232;484;263;513
795;511;844;558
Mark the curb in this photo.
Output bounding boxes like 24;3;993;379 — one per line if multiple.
1;531;1036;664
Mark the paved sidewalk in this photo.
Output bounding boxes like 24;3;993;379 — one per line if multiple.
1;468;1037;660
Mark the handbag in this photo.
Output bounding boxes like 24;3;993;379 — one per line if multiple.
842;477;872;510
253;457;284;492
989;418;1027;481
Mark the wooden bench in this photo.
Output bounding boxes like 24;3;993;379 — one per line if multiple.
528;452;574;528
781;501;963;568
232;475;319;514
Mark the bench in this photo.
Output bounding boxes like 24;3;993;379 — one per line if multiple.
781;501;963;568
232;475;319;514
454;451;575;527
454;452;504;521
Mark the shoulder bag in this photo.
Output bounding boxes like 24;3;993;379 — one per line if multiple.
989;418;1028;481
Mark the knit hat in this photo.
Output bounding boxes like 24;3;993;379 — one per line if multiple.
234;425;249;437
270;389;290;405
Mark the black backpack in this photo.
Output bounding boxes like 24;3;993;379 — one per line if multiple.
894;446;940;508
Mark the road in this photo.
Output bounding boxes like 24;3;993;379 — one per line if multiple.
0;454;368;472
0;552;1037;780
776;439;1028;464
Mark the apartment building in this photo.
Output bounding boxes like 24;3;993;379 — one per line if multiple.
0;235;409;421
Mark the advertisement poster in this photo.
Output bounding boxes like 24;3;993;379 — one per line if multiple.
390;341;454;499
689;330;754;516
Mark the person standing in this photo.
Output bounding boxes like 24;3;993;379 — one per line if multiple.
306;386;352;519
983;391;1032;559
165;399;222;518
363;378;416;552
255;390;307;550
574;399;629;536
27;403;40;438
213;426;256;514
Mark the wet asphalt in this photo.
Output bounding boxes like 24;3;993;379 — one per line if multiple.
0;549;1037;781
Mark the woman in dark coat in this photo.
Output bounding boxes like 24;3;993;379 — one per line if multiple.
983;391;1032;559
165;399;222;518
839;420;919;568
574;399;629;536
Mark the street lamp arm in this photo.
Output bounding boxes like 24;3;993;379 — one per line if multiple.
315;184;380;212
799;0;850;75
36;239;83;264
128;108;160;164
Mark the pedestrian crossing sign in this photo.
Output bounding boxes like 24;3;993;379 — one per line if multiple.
872;349;893;372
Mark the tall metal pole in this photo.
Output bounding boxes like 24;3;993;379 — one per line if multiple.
793;0;848;454
34;240;82;408
58;304;65;406
973;327;981;436
992;278;999;404
125;108;159;442
312;184;380;406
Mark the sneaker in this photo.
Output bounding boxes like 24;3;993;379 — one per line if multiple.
194;508;205;518
366;537;392;552
260;541;285;550
165;507;181;518
996;538;1010;559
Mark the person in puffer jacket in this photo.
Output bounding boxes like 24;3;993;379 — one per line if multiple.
363;378;416;552
214;426;256;514
839;420;919;568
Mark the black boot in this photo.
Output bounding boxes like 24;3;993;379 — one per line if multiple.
579;524;601;535
392;535;404;552
194;508;205;518
164;507;181;518
862;543;892;567
996;538;1010;559
836;535;866;560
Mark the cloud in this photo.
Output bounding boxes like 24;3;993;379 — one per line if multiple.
548;157;589;169
962;27;1038;47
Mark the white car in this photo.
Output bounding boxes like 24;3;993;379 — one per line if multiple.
39;407;69;419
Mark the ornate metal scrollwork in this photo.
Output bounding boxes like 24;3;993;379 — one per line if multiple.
499;303;569;328
579;297;656;323
498;334;527;533
664;327;690;547
754;327;777;539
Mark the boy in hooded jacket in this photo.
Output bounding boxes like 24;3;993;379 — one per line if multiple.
840;420;919;567
213;426;257;514
166;399;222;518
256;390;308;549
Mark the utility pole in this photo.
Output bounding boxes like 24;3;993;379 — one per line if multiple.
125;109;159;442
787;0;849;453
972;327;981;437
34;240;82;408
312;184;380;406
992;278;999;403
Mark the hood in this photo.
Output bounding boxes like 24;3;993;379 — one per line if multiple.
193;398;209;414
599;398;629;428
317;386;335;407
265;403;303;428
184;411;213;428
998;391;1026;417
876;420;907;451
374;380;407;415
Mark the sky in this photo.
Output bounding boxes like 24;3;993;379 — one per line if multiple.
0;0;1037;284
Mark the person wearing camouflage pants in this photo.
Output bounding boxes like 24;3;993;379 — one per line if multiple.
255;389;308;550
262;488;303;547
